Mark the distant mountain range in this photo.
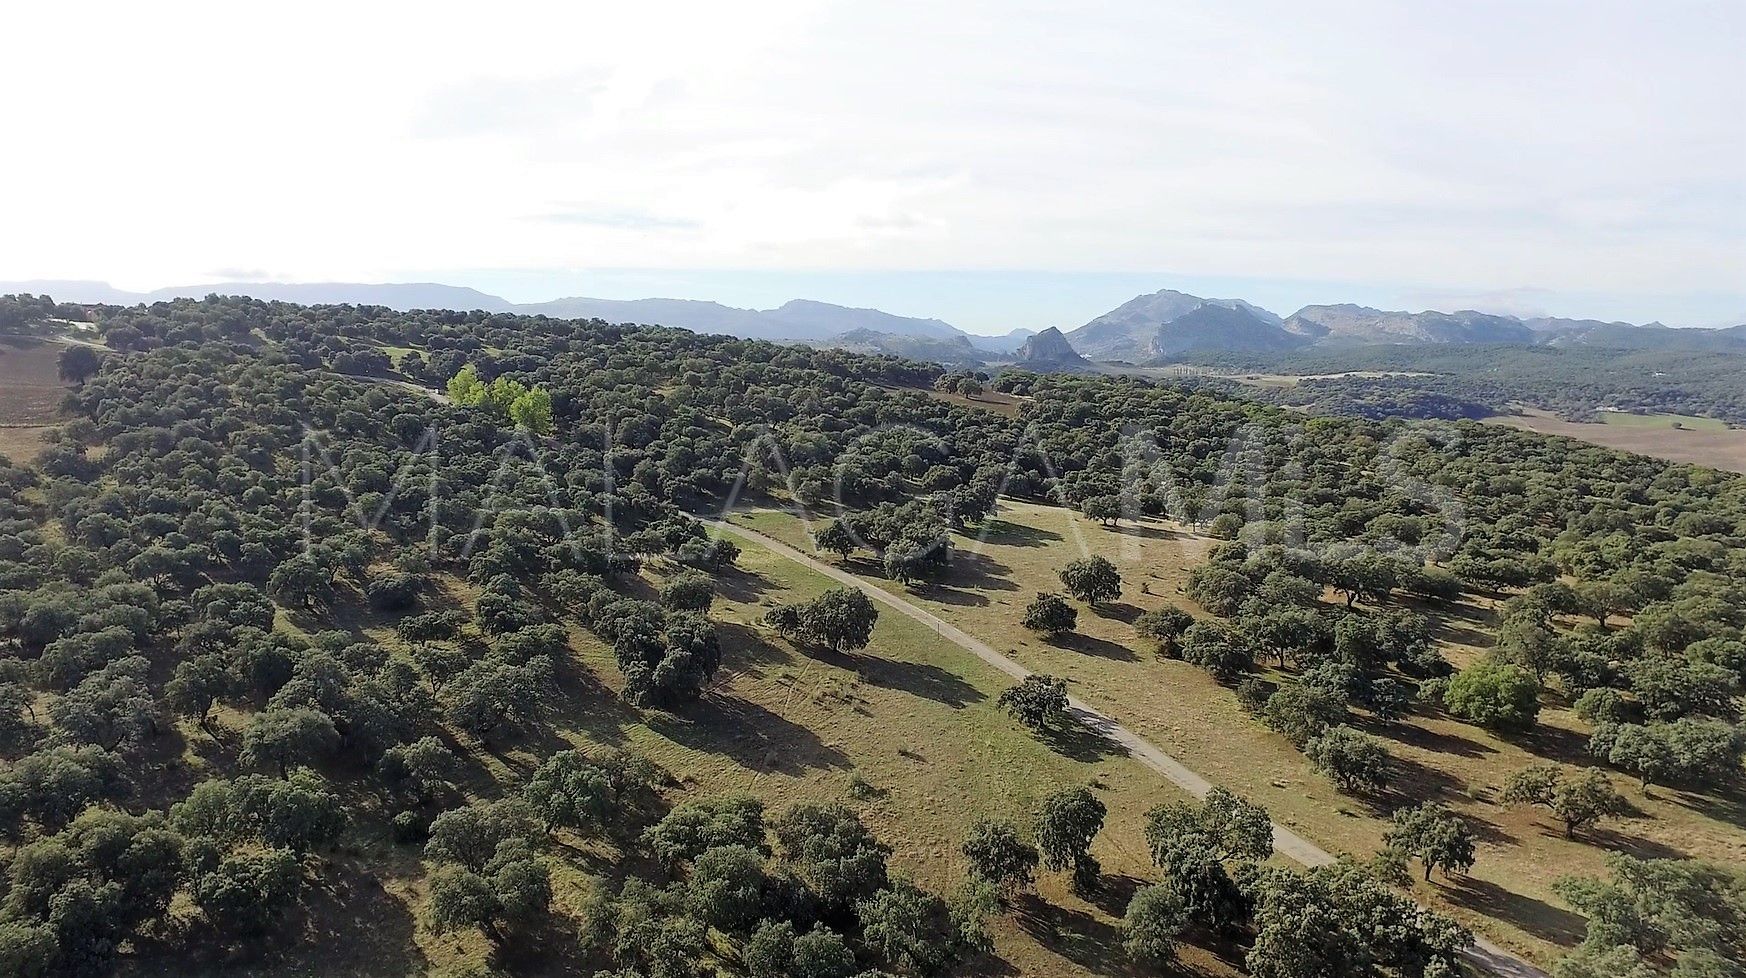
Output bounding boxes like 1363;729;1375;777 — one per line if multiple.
4;279;1742;367
1065;288;1746;363
0;279;1038;358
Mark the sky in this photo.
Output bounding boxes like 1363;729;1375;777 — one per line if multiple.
3;1;1742;333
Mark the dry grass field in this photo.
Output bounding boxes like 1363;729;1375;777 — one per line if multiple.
728;500;1746;969
0;336;73;426
1487;409;1746;474
891;382;1029;419
0;336;73;464
0;424;55;464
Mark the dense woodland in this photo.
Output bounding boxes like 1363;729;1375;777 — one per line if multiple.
0;294;1741;977
1173;344;1746;424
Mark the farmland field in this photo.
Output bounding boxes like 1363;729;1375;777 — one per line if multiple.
1486;409;1746;473
0;335;73;425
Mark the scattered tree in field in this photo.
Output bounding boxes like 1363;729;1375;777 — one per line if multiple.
1035;786;1106;894
1588;718;1745;791
1385;804;1477;881
427;838;551;944
523;750;616;836
447;366;554;434
1141;788;1273;932
1304;725;1391;795
425;799;542;871
814;519;859;562
856;877;983;977
961;820;1039;897
1059;556;1121;606
1502;766;1628;838
744;920;798;978
377;736;456;805
997;674;1069;732
773;803;891;913
1134;607;1195;657
766;587;879;654
58;345;102;383
1021;592;1077;636
1080;495;1121;526
1122;884;1188;965
791;926;860;978
1186;563;1253;617
1178;621;1253;682
189;847;302;936
1246;861;1470;978
1262;683;1346;748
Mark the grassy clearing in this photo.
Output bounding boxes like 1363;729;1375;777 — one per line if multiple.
376;344;424;367
0;425;55;464
0;336;72;424
140;529;1222;978
1487;409;1746;474
729;500;1746;969
886;382;1028;419
1596;410;1729;432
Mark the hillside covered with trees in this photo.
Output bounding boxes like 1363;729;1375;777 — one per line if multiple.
0;293;1741;978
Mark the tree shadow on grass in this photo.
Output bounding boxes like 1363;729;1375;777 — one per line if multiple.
949;548;1020;592
971;518;1063;548
1517;723;1592;766
1012;893;1144;978
645;694;850;776
716;619;791;669
1364;717;1497;759
712;565;774;604
922;584;993;608
1670;778;1746;828
1443;876;1589;948
1370;754;1484;815
145;857;428;978
856;656;987;709
1092;601;1145;625
1426;617;1496;649
1045;712;1128;763
1052;631;1140;662
1084;872;1146;919
1108;521;1195;543
1584;825;1687;861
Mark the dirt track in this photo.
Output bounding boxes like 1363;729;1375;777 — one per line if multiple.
710;517;1549;978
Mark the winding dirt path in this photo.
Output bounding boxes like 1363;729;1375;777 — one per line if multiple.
709;517;1548;978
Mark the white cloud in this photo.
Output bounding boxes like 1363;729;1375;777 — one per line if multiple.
1;0;1740;312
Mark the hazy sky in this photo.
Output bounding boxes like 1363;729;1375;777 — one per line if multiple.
5;1;1742;332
